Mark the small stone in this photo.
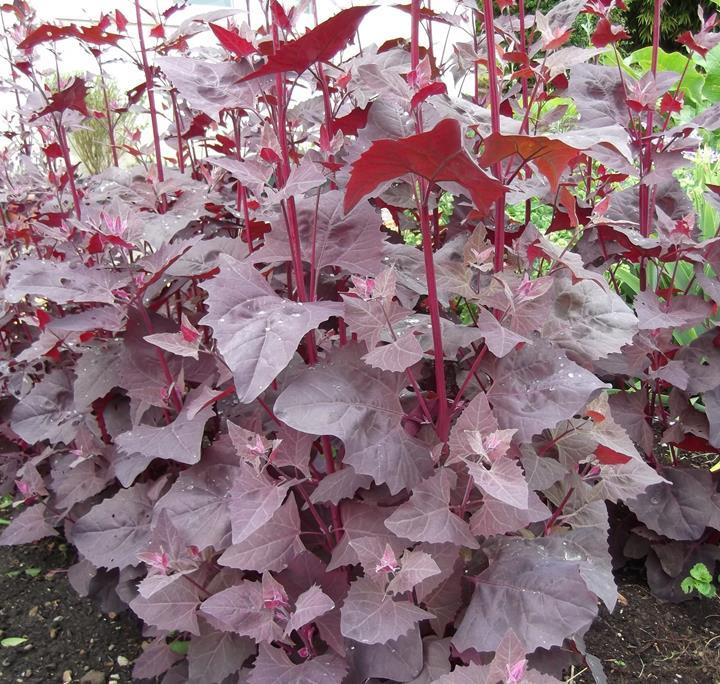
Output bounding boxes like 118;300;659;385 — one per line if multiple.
49;628;58;640
108;644;114;651
62;671;72;683
116;656;129;667
107;612;118;621
27;606;39;618
109;675;120;681
53;615;64;623
79;670;106;684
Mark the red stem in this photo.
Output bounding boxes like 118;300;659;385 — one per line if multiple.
56;121;82;220
134;1;165;187
410;0;450;441
170;90;185;174
481;0;506;273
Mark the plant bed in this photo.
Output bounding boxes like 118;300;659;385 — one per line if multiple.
0;535;143;684
1;0;720;682
581;569;720;684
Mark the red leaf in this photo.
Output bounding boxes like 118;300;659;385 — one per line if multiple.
270;0;292;32
660;91;683;115
591;18;629;48
18;24;75;50
43;142;63;160
150;24;165;40
595;444;632;465
115;9;128;32
18;22;123;50
88;233;105;254
241;6;374;81
334;104;371;136
479;133;580;191
30;78;89;121
344;118;505;214
36;309;51;330
209;23;255;58
410;81;447;110
677;13;720;57
75;25;123;46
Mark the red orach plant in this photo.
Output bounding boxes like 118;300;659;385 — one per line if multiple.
1;0;719;681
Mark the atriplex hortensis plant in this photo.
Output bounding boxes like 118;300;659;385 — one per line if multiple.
1;0;720;681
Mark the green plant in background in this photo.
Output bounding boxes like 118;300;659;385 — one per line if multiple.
621;0;713;52
69;77;136;174
401;191;455;246
681;562;718;597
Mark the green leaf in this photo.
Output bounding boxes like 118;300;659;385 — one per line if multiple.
698;583;717;598
168;639;189;655
24;567;42;578
628;47;705;106
689;562;713;583
5;570;21;578
0;518;11;526
702;45;720;104
681;577;695;594
1;637;28;648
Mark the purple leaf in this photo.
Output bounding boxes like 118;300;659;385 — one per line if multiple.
157;56;258;120
276;346;433;494
449;392;499;460
130;573;203;636
132;638;183;680
541;277;637;362
538;529;617;611
114;405;213;487
340;576;434;645
362;330;424;372
247;644;348;684
211;157;273;198
153;464;238;552
228;464;292;544
474;306;528;358
310;467;374;506
465;457;529;510
432;663;490;683
285;584;335;635
342;295;412;349
71;482;154;569
627;468;717;541
470;490;551;537
0;504;58;546
219;497;304;572
252;190;385;276
50;456;109;512
452;539;598;654
271;425;315;477
4;258;125;305
384;468;479;548
200;579;282;641
635;290;714;331
328;502;405;572
11;370;80;445
387;549;441;595
200;255;342;403
347;630;424;682
488;342;608;442
188;624;255;683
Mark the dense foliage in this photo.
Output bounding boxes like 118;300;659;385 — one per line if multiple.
0;0;719;681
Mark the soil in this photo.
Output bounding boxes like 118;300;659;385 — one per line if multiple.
581;568;720;684
0;536;143;684
0;537;718;683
